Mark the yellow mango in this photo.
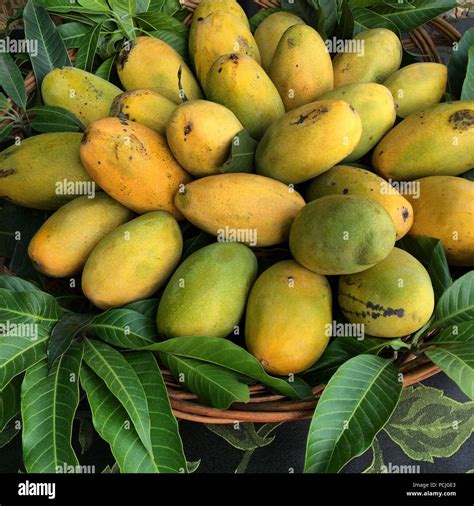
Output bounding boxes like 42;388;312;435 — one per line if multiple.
28;193;134;278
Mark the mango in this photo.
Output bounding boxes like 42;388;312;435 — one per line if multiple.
157;242;257;339
245;260;332;375
406;176;474;266
319;83;396;161
373;101;474;180
306;165;413;240
110;89;177;136
383;62;447;118
42;67;122;127
205;53;285;139
254;11;304;72
166;100;243;178
333;29;402;88
82;211;182;309
0;132;94;210
255;99;362;184
338;248;435;337
116;36;203;104
79;118;191;218
28;193;134;278
289;195;396;275
269;24;333;111
174;173;305;247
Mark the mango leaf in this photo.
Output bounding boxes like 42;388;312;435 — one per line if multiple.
280;0;320;29
335;0;355;39
78;0;111;12
95;56;116;80
147;0;182;16
249;8;282;32
384;385;474;462
0;123;13;142
362;438;385;473
219;130;257;174
352;6;399;33
57;22;91;47
448;28;474;98
206;423;278;451
348;0;387;6
122;299;159;318
109;0;137;39
461;46;474;100
76;411;94;455
307;0;341;39
462;168;474;182
147;30;188;60
135;12;188;35
0;375;22;431
0;276;40;292
182;232;215;261
304;355;402;473
0;53;27;111
29;105;85;133
74;23;102;73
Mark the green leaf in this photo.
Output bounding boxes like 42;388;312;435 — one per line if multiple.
122;299;159;318
0;53;27;111
384;385;474;461
0;420;20;448
219;130;257;174
362;438;385;473
74;23;102;72
349;0;387;6
0;93;12;114
135;12;188;35
0;122;13;142
0;375;22;431
29;105;85;132
187;460;200;473
21;342;83;472
109;0;137;39
249;8;282;33
147;0;182;16
351;7;399;33
280;0;320;28
335;0;355;39
307;0;341;39
448;28;474;99
182;232;215;261
0;276;40;292
76;412;94;455
304;355;402;473
462;168;474;182
206;423;277;451
95;56;116;80
57;22;91;47
147;30;188;60
78;0;111;11
461;45;474;100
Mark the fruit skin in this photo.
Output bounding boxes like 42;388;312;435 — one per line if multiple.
306;165;413;240
82;211;182;309
245;260;332;375
319;83;396;161
166;100;243;178
174;173;305;247
80;117;191;218
254;12;304;72
42;67;122;127
157;242;258;339
28;193;134;278
405;176;474;266
0;132;94;210
338;248;435;338
116;36;203;104
255;99;362;184
289;195;396;275
333;29;402;88
205;53;285;140
269;24;333;111
372;101;474;180
383;62;447;118
110;89;177;136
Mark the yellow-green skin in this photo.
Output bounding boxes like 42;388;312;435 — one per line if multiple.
42;67;122;127
166;99;243;178
80;117;192;218
338;248;435;338
193;10;260;86
157;242;258;339
255;99;362;184
306;165;413;240
319;83;396;162
245;260;332;375
289;195;396;275
254;11;304;72
28;193;134;278
82;211;182;309
406;176;474;266
0;132;94;210
373;101;474;180
116;36;203;104
205;53;285;139
174;173;305;247
269;24;334;111
333;29;402;88
110;89;177;136
383;62;447;118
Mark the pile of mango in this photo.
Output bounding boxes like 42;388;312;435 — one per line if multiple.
1;0;473;377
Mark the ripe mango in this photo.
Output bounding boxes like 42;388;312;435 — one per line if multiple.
319;83;396;161
373;101;474;180
254;11;304;72
333;29;402;88
245;260;332;375
166;99;243;178
0;132;94;210
28;193;134;278
82;211;182;309
157;242;257;339
116;36;203;104
338;248;435;337
289;195;396;275
255;99;362;184
174;173;305;247
406;176;474;266
383;62;447;118
42;67;122;127
110;89;177;136
205;53;285;139
269;24;333;111
79;118;191;218
306;165;413;240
